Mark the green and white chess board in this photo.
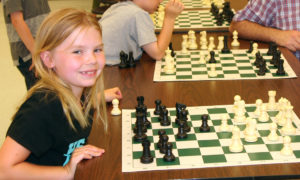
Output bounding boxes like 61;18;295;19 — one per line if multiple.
153;49;297;82
160;0;211;9
122;102;300;172
152;10;230;32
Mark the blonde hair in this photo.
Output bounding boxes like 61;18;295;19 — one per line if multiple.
25;8;107;131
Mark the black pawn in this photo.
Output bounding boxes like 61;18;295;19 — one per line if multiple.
276;59;286;75
142;106;151;128
169;43;176;57
200;114;210;132
163;142;175;162
134;114;147;142
160;108;171;126
128;51;136;67
140;139;153;164
208;51;216;63
247;41;254;53
181;109;190;132
221;35;230;53
160;134;169;154
157;129;166;149
137;96;144;107
254;51;262;68
154;99;162;115
267;42;275;55
216;13;224;26
177;120;188;139
257;60;266;76
119;51;128;68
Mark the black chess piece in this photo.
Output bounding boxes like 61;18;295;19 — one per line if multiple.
177;120;188;139
247;41;254;53
134;113;147;142
216;13;224;26
141;106;151;128
254;51;262;68
257;59;266;76
137;96;144;107
160;134;169;154
158;105;166;122
208;51;216;63
160;108;171;126
276;59;286;75
169;43;176;57
181;109;190;132
274;50;281;67
157;129;166;149
154;99;162;115
133;112;147;134
140;139;154;164
221;35;230;53
267;42;276;56
163;142;175;162
200;114;210;132
175;103;186;124
119;51;128;68
128;51;136;67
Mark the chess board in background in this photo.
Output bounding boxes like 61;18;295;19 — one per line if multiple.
160;0;211;9
153;49;297;82
122;103;300;172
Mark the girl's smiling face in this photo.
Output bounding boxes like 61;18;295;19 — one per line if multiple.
47;27;105;96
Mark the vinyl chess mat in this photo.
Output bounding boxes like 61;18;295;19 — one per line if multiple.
160;0;210;9
122;103;300;172
153;49;297;82
152;10;230;32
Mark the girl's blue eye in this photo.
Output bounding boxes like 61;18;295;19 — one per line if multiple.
73;50;82;54
94;48;102;53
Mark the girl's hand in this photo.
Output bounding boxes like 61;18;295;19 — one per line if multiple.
104;87;122;102
64;145;105;177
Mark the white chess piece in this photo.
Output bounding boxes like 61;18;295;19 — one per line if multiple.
280;136;293;156
217;36;224;50
208;36;215;50
181;35;189;54
233;100;246;123
268;122;279;141
258;104;269;122
268;90;277;111
231;30;240;47
244;117;258;142
163;49;175;74
200;31;208;50
188;30;197;50
219;114;230;132
254;99;263;117
229;126;244;153
233;95;241;113
199;51;206;64
208;63;218;77
281;107;296;135
157;5;165;28
251;43;258;56
111;99;121;115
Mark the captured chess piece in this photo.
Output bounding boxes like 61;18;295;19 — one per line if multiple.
128;51;136;67
119;50;128;68
111;98;121;115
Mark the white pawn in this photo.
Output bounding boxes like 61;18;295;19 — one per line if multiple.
229;126;243;153
111;98;121;115
234;100;246;123
188;30;197;50
268;90;277;111
163;49;175;74
251;43;258;56
219;114;230;132
254;99;263;117
181;35;188;54
268;122;279;141
208;63;218;77
233;95;241;112
200;31;208;50
281;107;296;135
208;37;215;50
258;104;269;122
231;30;240;47
244;117;258;142
280;136;293;156
217;36;224;50
199;51;206;64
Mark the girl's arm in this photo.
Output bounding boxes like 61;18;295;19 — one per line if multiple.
0;136;104;180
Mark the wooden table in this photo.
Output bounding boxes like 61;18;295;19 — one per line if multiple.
75;30;300;179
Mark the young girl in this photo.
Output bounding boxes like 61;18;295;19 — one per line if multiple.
0;8;122;179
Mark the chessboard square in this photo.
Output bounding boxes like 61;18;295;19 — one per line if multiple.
190;114;202;121
221;63;237;67
194;126;216;133
175;133;197;141
133;150;156;159
242;137;264;145
192;71;208;75
191;121;202;128
217;132;233;139
245;106;256;112
291;136;300;143
291;142;300;150
177;61;191;65
223;70;239;74
219;139;232;147
293;150;300;158
196;133;219;140
221;66;238;71
256;122;272;130
169;110;176;116
207;108;228;114
237;66;254;70
240;73;257;78
244;144;269;153
188;107;208;115
236;59;251;63
151;116;160;123
198;139;221;147
132;136;154;144
176;140;199;149
151;122;172;129
156;157;180;166
237;124;247;131
176;75;193;79
248;152;273;161
133;158;157;169
266;143;283;151
152;128;174;136
179;156;203;165
222;146;246;154
270;151;297;160
202;154;227;163
233;53;248;57
225;153;250;162
267;111;279;117
178;148;201;156
258;130;271;137
220;57;235;60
